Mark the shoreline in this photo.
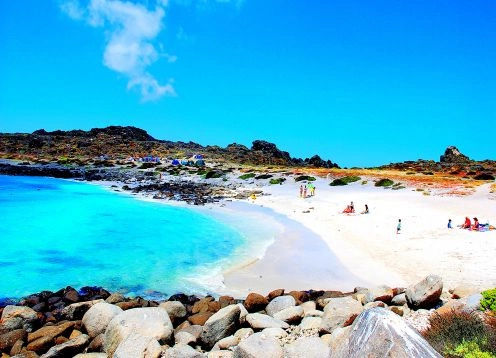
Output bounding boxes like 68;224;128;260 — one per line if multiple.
1;161;495;300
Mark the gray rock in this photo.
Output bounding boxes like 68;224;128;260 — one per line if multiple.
299;317;322;330
164;344;203;358
178;325;203;341
333;307;442;357
245;313;289;330
82;301;123;338
273;306;304;323
207;351;234;358
201;304;241;348
304;310;323;318
234;328;254;341
284;336;331;358
39;333;90;358
365;285;394;304
175;331;197;346
364;301;386;309
319;297;363;334
0;305;38;333
11;352;40;358
461;293;484;312
325;326;351;351
237;303;249;325
300;301;316;314
113;333;162;358
266;296;296;317
406;275;443;309
160;301;187;323
60;299;103;320
73;354;108;358
260;327;287;339
391;293;407;306
215;335;240;350
103;307;173;356
106;292;126;304
233;332;284;358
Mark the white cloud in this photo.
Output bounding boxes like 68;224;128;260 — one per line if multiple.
61;0;175;101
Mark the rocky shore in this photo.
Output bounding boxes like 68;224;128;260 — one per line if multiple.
1;275;493;357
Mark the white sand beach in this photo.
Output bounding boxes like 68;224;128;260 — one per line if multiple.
220;177;496;297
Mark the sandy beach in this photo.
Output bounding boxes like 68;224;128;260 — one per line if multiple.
219;175;496;297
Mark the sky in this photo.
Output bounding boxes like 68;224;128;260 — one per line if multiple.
0;0;495;167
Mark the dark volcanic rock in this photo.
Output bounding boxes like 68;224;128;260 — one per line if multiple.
440;146;471;164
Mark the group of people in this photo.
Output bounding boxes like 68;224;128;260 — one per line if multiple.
342;201;369;215
456;217;494;231
299;184;316;198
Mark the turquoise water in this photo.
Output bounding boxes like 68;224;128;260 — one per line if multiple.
0;175;271;300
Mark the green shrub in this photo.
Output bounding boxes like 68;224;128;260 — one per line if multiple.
481;289;496;312
295;175;316;182
361;180;368;185
239;173;256;180
255;174;273;180
269;178;286;185
330;175;361;186
375;178;394;187
330;178;347;186
205;170;223;179
447;340;496;358
422;309;496;357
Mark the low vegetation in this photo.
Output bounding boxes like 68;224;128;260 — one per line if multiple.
481;289;496;313
255;174;273;180
269;178;286;185
422;309;496;357
329;175;361;186
238;173;256;180
295;175;316;182
375;178;394;187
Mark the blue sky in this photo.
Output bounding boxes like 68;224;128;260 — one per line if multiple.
1;0;495;167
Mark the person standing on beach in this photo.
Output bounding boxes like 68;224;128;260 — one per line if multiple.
397;219;401;234
299;185;303;198
303;185;307;198
448;219;452;229
350;201;354;213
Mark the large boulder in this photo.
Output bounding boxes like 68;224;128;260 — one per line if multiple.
103;307;173;356
245;313;289;330
39;333;90;358
273;306;304;323
0;329;27;352
82;301;123;338
201;305;241;348
365;285;394;304
233;332;284;358
159;301;187;323
319;297;363;334
440;146;470;163
405;275;443;309
266;296;296;317
284;336;331;358
113;333;162;358
27;321;76;353
332;308;442;357
0;306;38;333
243;293;268;313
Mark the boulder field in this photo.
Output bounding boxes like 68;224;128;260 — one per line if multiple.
0;275;487;357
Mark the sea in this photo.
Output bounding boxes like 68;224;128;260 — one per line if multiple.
0;175;279;301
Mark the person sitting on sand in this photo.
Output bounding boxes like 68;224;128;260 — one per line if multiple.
343;205;353;214
461;217;471;229
472;217;480;231
361;204;369;214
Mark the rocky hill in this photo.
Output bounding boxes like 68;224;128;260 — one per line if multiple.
379;146;495;179
0;126;339;169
